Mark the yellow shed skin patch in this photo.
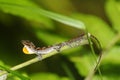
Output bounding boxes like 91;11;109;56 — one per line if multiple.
23;47;30;54
22;40;36;54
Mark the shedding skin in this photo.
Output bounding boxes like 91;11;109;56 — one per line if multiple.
21;33;87;56
22;40;36;54
21;40;61;55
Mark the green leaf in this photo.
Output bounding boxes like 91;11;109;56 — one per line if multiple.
0;61;4;66
0;0;54;29
0;0;85;30
105;0;120;32
102;46;120;65
70;52;95;76
62;62;75;80
71;13;115;48
31;73;70;80
0;61;7;80
94;46;120;80
0;65;30;80
35;31;67;45
93;75;120;80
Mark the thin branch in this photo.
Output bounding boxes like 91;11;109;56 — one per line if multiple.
85;32;120;80
0;34;88;76
85;33;103;80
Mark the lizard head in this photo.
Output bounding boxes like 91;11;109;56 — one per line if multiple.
21;40;36;54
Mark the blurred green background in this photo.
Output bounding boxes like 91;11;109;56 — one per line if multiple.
0;0;120;80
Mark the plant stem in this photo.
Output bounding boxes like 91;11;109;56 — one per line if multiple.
11;57;39;71
106;33;120;50
85;32;120;80
0;34;88;76
85;33;103;80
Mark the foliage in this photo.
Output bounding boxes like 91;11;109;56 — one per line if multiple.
0;0;120;80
